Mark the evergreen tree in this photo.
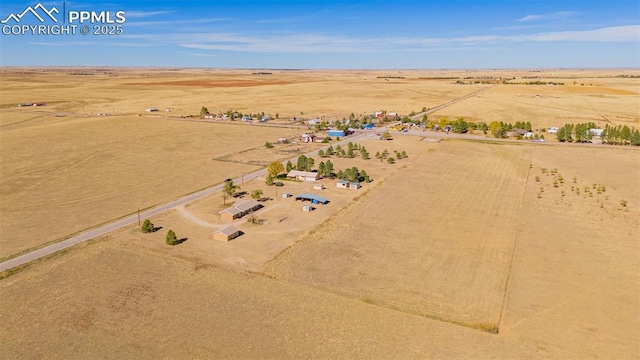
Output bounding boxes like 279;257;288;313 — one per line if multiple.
266;174;274;186
297;155;308;171
326;145;335;156
286;160;293;172
166;229;178;245
324;160;334;178
318;149;325;158
360;146;370;160
141;219;154;233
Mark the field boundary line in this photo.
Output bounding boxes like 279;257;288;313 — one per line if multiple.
496;149;533;332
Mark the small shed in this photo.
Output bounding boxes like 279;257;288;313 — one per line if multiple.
336;180;349;188
282;192;291;198
350;182;361;190
213;226;242;241
302;205;314;212
313;184;325;190
146;107;158;112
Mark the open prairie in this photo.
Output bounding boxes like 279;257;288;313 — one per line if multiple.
1;138;638;359
1;68;639;358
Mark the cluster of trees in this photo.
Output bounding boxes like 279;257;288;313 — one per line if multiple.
295;155;315;171
601;124;640;146
318;142;370;159
374;149;407;164
427;117;489;134
555;122;597;143
488;121;523;138
336;166;372;183
317;160;335;178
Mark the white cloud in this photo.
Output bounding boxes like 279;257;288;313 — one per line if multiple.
171;25;640;53
517;11;578;22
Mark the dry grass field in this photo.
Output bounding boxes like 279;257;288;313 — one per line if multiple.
1;68;639;358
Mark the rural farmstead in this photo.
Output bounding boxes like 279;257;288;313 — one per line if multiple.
219;199;263;221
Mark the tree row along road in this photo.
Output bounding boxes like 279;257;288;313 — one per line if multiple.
0;133;366;273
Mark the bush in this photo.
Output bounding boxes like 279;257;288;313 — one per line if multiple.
387;157;395;164
265;142;274;149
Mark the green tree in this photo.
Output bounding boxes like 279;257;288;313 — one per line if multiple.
318;161;325;176
401;150;407;158
199;106;209;117
222;179;239;205
266;174;274;186
451;118;468;133
630;129;640;146
375;151;382;161
141;219;154;233
267;161;285;178
166;229;178;245
360;170;371;183
346;147;355;158
286;160;293;172
265;141;274;148
324;160;334;178
381;131;393;140
297;155;308;171
621;125;632;144
275;113;279;119
305;157;315;171
387;157;395;164
360;146;370;159
318;149;325;158
326;145;335;156
251;189;263;200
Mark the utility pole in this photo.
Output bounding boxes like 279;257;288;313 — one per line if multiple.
137;208;141;226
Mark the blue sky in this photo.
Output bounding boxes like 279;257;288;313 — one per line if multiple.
0;0;639;68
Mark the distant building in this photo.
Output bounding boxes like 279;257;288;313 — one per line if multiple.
295;193;329;205
362;123;375;129
308;118;321;125
349;182;361;190
203;113;215;119
146;107;158;112
547;127;558;134
336;180;349;188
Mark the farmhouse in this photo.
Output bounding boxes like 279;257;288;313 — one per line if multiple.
295;193;329;205
212;226;242;241
287;170;320;182
219;199;263;221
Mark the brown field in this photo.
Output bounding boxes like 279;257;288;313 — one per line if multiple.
1;68;639;358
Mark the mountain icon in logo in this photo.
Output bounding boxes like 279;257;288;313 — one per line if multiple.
1;2;59;24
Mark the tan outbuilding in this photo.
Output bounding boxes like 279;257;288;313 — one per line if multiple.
213;226;242;241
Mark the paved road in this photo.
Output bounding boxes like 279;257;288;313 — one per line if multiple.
0;133;366;273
